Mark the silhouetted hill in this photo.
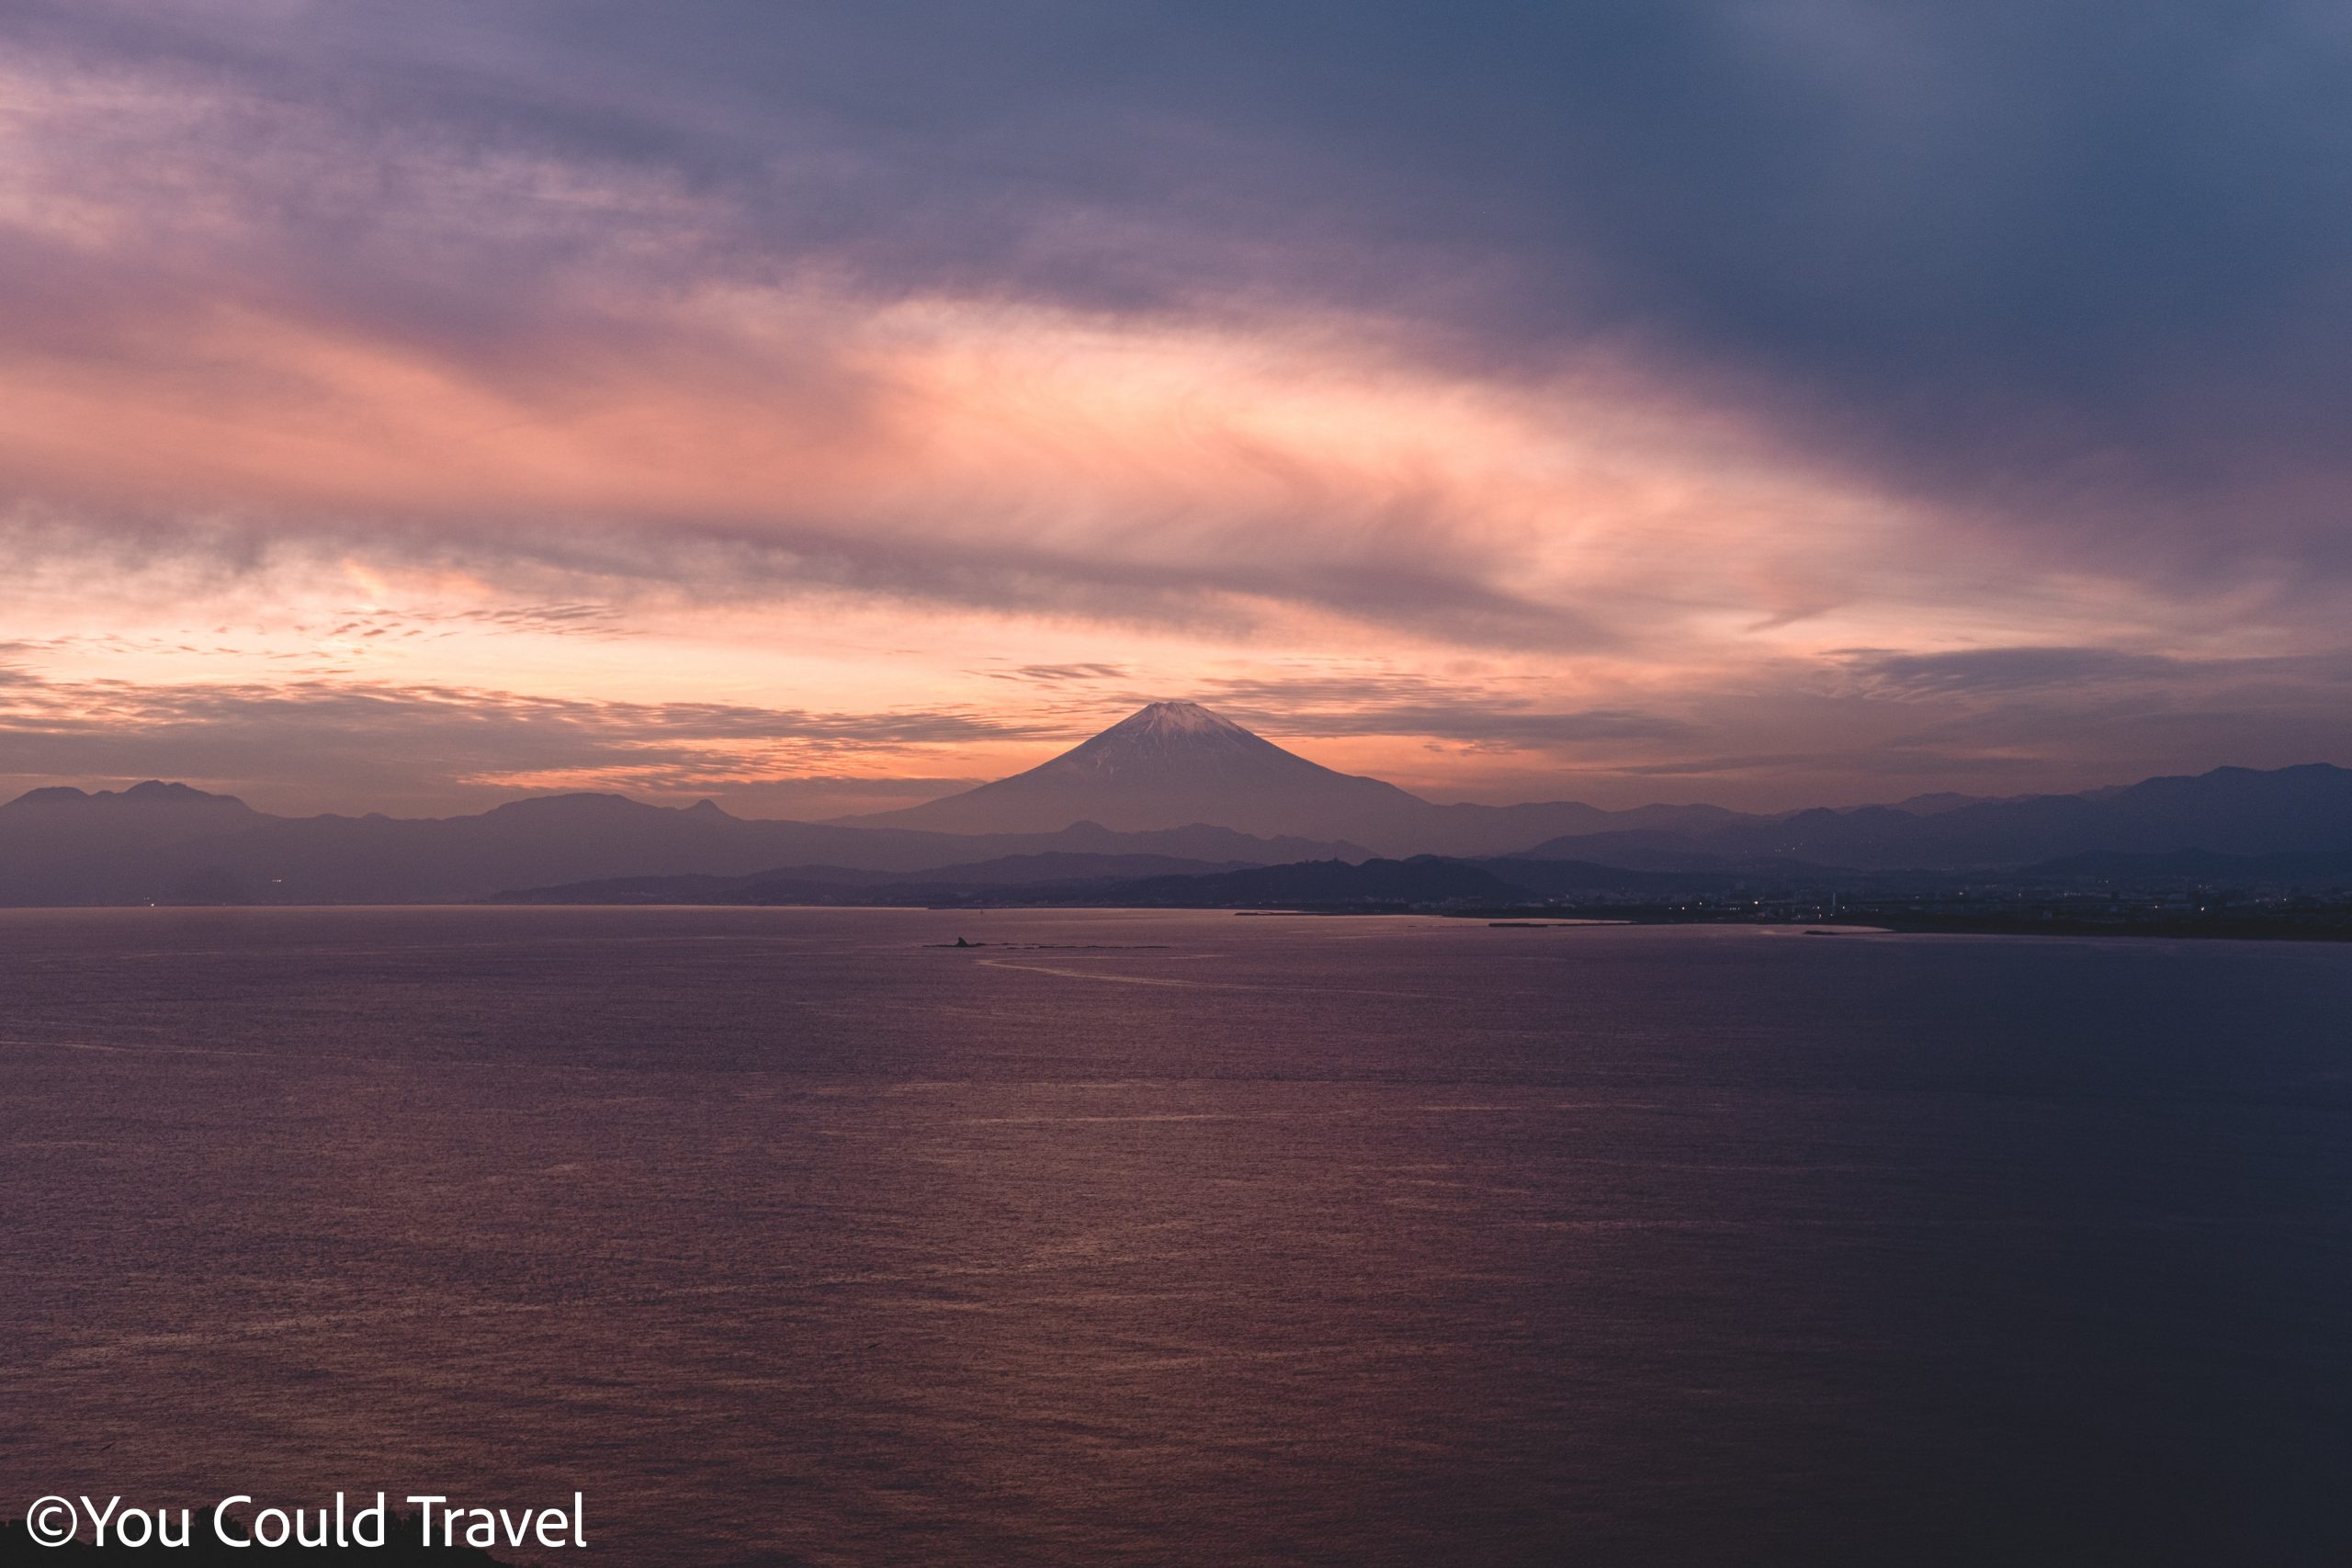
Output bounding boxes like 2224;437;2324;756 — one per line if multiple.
876;851;1256;886
489;852;1254;905
1523;763;2352;870
0;781;264;904
1476;857;1784;897
1890;791;2007;815
1077;856;1528;908
1396;798;1751;858
495;854;1531;909
0;787;1363;907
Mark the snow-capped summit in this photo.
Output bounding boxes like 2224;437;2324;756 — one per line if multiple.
1048;702;1300;782
1104;699;1250;739
849;700;1430;839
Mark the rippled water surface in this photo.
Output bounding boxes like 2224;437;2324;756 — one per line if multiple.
4;908;2350;1565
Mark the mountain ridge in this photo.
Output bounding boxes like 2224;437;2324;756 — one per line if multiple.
1519;761;2352;870
0;783;1367;906
7;704;2351;903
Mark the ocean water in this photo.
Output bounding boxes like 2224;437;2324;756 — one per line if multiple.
3;908;2349;1566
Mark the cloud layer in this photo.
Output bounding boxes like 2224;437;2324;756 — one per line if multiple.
2;0;2348;809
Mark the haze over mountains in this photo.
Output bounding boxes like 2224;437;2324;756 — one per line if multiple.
6;701;2351;905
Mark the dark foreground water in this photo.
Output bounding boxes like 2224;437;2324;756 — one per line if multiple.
2;908;2349;1566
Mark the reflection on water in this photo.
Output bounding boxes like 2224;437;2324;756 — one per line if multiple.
3;908;2349;1565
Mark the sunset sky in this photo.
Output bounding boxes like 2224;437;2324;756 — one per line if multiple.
4;1;2349;817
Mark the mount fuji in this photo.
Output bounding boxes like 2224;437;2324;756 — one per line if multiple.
843;701;1435;842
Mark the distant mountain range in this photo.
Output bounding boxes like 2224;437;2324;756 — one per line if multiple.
0;779;1361;907
847;702;2352;866
492;855;1540;910
6;701;2351;905
483;851;1278;907
1510;762;2352;870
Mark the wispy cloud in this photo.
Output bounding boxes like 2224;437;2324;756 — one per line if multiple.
0;670;1052;814
974;663;1134;686
1185;674;1692;748
7;0;2348;589
1834;647;2206;698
